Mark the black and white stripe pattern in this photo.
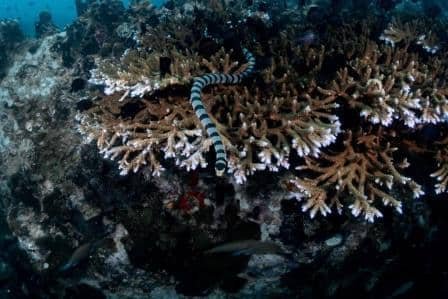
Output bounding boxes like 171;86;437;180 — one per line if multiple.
190;48;256;176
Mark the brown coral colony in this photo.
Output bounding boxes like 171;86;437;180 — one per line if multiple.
78;3;448;222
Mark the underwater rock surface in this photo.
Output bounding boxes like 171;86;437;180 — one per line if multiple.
0;0;448;298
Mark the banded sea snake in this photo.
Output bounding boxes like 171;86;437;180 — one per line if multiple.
189;48;256;176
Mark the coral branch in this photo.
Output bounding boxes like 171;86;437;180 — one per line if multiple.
286;130;424;222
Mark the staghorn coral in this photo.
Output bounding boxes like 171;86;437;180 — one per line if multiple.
279;20;447;220
205;82;340;184
324;17;377;60
77;93;205;176
431;135;448;194
78;48;245;177
380;18;442;54
419;56;448;124
379;18;419;47
261;38;326;84
89;48;202;97
416;31;441;54
324;40;448;127
79;46;341;183
78;9;448;222
285;129;424;222
6;4;448;299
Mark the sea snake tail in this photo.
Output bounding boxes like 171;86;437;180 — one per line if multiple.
189;48;256;176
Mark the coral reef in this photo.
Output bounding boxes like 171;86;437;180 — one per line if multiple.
327;41;448;127
380;18;442;53
286;129;424;222
79;11;448;221
431;134;448;194
1;1;448;298
89;48;202;97
79;45;341;183
58;0;127;67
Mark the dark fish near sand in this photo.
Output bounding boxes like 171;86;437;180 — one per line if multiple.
58;238;105;272
297;30;319;46
205;240;285;256
59;242;93;272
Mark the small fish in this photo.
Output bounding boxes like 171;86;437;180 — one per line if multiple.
297;30;319;46
58;242;94;272
205;240;285;256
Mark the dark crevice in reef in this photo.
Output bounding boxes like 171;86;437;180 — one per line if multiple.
66;144;262;296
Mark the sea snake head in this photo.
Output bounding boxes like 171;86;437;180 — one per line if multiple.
215;161;226;176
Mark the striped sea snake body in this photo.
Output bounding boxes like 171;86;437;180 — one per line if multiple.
189;48;256;176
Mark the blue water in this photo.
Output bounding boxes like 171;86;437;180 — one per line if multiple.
0;0;166;36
